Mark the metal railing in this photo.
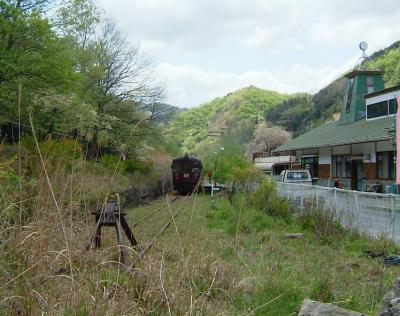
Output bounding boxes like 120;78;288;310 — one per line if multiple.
276;182;400;244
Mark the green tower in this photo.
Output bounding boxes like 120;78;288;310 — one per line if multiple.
338;69;385;124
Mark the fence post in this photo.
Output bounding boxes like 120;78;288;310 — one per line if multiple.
300;185;304;212
354;192;360;228
390;193;396;238
334;188;338;214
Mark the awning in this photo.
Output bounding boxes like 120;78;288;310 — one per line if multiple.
254;162;275;171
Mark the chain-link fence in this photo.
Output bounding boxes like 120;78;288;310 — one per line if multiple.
276;182;400;244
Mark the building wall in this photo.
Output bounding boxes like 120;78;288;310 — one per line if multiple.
318;164;330;179
319;147;331;164
366;90;400;105
332;145;350;155
318;148;331;179
364;163;377;180
308;141;394;191
296;149;318;156
352;142;376;161
377;140;394;152
284;141;395;191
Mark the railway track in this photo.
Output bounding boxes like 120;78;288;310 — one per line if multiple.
131;196;180;228
129;194;193;257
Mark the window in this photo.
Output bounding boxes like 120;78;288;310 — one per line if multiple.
345;78;354;113
332;155;351;178
301;156;318;177
333;156;342;178
367;98;398;119
389;98;398;115
377;151;395;180
345;157;352;178
172;164;181;172
367;76;375;94
367;101;388;119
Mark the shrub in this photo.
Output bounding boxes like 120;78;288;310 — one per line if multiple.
125;159;153;175
299;206;346;244
100;155;153;175
250;179;292;220
20;137;82;174
100;154;125;173
366;234;398;256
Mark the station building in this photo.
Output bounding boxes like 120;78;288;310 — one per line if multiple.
274;69;400;191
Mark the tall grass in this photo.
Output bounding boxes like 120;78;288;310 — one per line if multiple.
0;138;173;315
0;145;396;315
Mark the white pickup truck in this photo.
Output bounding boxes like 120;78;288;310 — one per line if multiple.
279;169;313;184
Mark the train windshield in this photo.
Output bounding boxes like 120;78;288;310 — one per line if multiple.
181;163;190;172
172;164;182;172
172;163;191;172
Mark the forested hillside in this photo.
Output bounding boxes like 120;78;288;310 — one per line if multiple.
168;86;289;154
266;79;345;136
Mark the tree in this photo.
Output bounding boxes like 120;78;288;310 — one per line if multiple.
246;124;292;159
0;1;76;125
0;0;166;157
57;0;165;154
57;0;99;49
4;0;50;12
86;20;164;154
88;21;155;114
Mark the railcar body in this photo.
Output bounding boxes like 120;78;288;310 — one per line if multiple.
171;154;202;194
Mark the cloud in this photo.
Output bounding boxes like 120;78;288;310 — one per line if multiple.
309;15;400;51
99;0;400;54
97;0;400;106
154;59;356;107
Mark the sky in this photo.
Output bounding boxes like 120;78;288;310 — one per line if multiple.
97;0;400;108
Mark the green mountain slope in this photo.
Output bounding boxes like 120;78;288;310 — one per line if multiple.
267;41;400;136
266;79;345;136
368;41;400;87
169;41;400;153
168;86;289;153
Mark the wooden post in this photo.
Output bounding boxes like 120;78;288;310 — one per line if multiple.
86;201;138;266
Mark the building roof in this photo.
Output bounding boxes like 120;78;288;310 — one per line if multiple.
345;69;384;78
274;116;394;152
365;84;400;98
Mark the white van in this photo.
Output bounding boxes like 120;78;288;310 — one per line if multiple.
279;169;313;184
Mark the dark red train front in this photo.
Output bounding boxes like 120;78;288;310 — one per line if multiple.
171;154;202;194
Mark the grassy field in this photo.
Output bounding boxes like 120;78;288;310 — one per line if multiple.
120;192;399;315
2;188;399;315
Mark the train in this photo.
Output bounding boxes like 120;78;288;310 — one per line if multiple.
171;154;203;194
